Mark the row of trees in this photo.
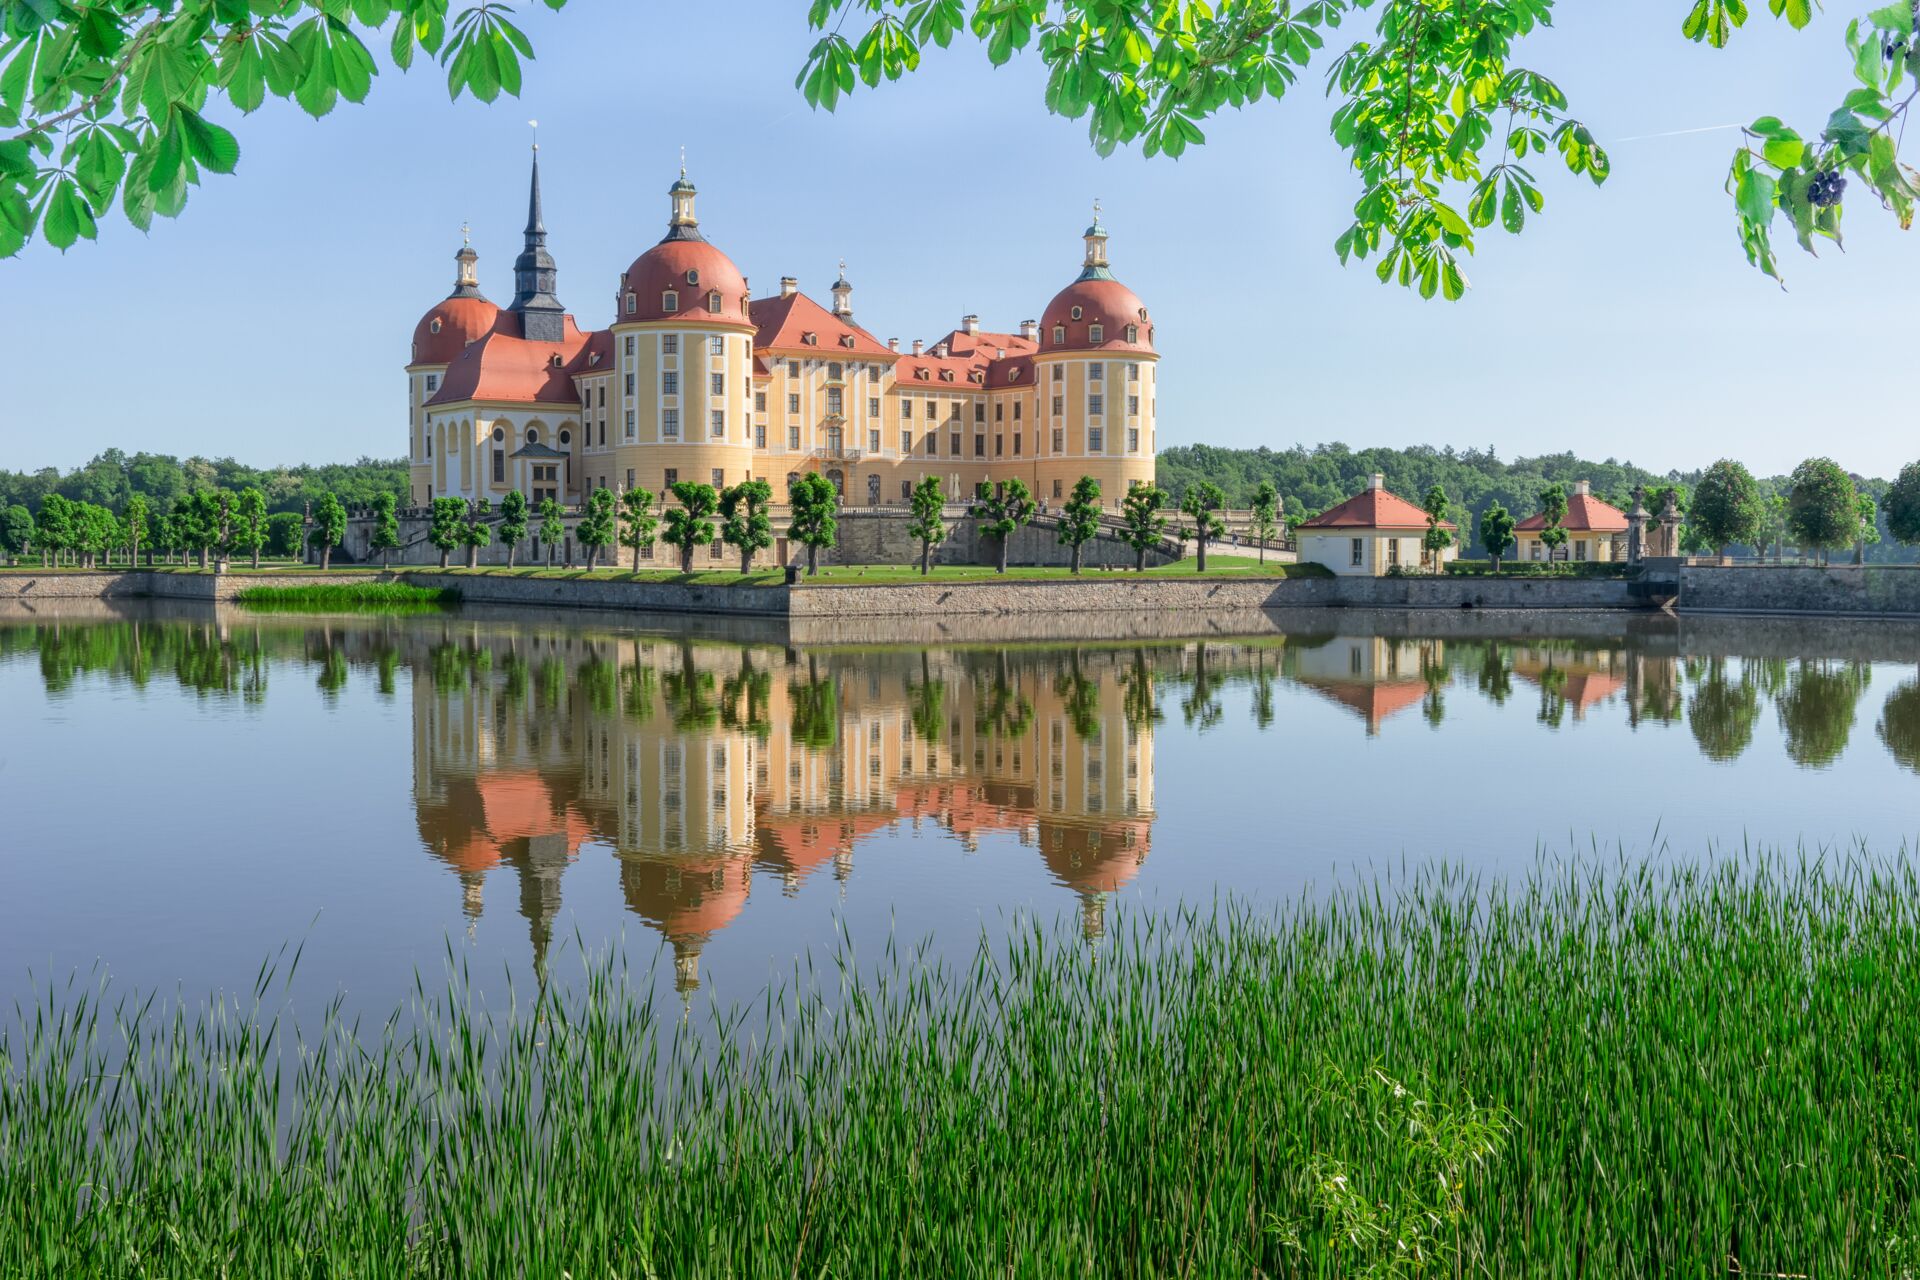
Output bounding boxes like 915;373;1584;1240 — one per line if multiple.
2;490;356;569
0;450;405;523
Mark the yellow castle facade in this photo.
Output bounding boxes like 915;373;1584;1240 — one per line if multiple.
406;154;1159;512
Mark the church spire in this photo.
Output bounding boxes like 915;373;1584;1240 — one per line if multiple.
509;135;567;342
1078;198;1113;282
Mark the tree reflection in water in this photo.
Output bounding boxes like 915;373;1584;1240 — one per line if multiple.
1776;660;1872;769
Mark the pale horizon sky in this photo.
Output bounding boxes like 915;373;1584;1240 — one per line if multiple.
3;0;1915;479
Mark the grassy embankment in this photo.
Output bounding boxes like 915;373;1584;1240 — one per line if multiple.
232;582;458;609
4;855;1918;1276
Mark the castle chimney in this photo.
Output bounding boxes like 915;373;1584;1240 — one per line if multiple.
933;342;948;357
1574;479;1592;496
961;314;979;335
779;276;798;299
1367;473;1385;491
1019;319;1038;340
888;338;899;353
912;339;924;356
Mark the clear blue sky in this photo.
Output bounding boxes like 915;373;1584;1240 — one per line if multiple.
4;1;1915;478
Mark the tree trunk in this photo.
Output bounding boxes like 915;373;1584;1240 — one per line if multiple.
506;540;517;569
1135;546;1146;572
996;535;1009;574
382;547;391;568
1196;537;1208;573
808;543;819;575
742;547;754;574
467;544;478;570
681;542;694;574
321;544;332;571
198;545;209;570
1070;544;1083;575
633;542;641;572
439;546;450;569
253;546;261;569
920;541;930;575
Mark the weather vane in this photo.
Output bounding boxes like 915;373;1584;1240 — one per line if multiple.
1093;196;1101;220
529;118;539;151
679;144;686;177
460;221;470;246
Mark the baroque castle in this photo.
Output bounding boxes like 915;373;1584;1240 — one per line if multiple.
407;151;1158;512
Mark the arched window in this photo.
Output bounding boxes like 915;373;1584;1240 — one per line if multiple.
662;290;679;312
525;427;539;444
1125;324;1138;343
706;290;721;311
624;292;636;314
1088;324;1104;344
1052;324;1065;345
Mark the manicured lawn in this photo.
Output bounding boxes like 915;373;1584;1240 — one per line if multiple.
3;559;1325;584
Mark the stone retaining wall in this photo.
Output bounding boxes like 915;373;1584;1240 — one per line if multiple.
1678;564;1920;618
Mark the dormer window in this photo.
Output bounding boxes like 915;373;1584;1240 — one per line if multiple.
803;332;818;346
1125;324;1138;343
625;292;636;314
1088;324;1103;344
840;334;855;348
589;352;600;366
707;290;721;311
940;370;953;382
662;290;679;312
430;318;443;334
686;269;700;286
549;353;563;369
1052;324;1065;345
1008;367;1021;381
1070;306;1083;321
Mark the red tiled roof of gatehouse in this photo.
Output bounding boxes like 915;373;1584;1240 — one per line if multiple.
1515;493;1629;533
1299;485;1457;531
750;291;894;357
936;328;1038;360
426;315;590;407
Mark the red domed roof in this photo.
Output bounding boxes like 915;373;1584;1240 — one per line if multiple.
620;238;755;329
1039;277;1155;355
411;294;501;366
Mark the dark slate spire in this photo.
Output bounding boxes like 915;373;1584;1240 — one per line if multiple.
509;142;567;342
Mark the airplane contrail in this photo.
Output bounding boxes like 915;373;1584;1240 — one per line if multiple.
1607;122;1745;144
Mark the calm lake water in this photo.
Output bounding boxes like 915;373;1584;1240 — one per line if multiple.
4;601;1918;1013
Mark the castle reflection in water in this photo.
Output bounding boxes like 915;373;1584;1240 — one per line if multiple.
411;631;1156;988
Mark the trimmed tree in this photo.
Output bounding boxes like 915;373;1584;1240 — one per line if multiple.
906;476;946;574
1690;459;1765;556
974;478;1035;574
1179;480;1226;572
617;485;657;571
537;496;565;567
1854;492;1880;565
577;487;617;569
1057;476;1102;574
311;491;346;571
662;481;719;574
1421;484;1453;574
1786;457;1857;564
121;493;149;567
497;490;530;567
1120;484;1169;571
1249;480;1280;564
1888;462;1920;549
787;472;839;575
1;504;33;564
461;497;492;570
1536;484;1569;562
719;478;774;574
429;497;465;569
369;491;401;568
234;487;269;568
37;493;73;566
1479;502;1517;572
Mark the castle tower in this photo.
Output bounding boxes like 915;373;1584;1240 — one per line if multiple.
508;145;567;342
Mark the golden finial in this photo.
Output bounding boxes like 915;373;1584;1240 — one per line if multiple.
460;221;470;246
679;144;686;178
528;118;539;151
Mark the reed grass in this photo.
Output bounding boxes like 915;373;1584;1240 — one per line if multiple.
5;854;1920;1277
233;581;458;608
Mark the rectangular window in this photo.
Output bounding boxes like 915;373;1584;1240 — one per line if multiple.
900;398;913;418
1088;324;1103;344
492;449;504;483
973;401;985;422
712;468;724;488
995;434;1004;456
662;335;678;354
625;335;635;355
711;373;725;396
925;433;937;457
1052;478;1063;499
1052;427;1064;452
1128;395;1140;416
1013;433;1022;456
973;434;985;458
598;420;605;446
1127;427;1139;452
755;391;767;411
900;430;912;454
868;429;880;452
1051;395;1064;416
1388;539;1400;566
1575;539;1589;561
662;371;678;395
626;468;635;488
1127;361;1140;380
597;385;606;407
1089;362;1103;381
1088;427;1103;452
624;409;635;439
710;336;725;356
868;397;880;417
1088;395;1103;416
826;388;843;415
755;424;767;448
425;374;438;391
665;468;678;488
1052;364;1063;383
625;373;635;395
949;433;961;457
788;393;801;413
710;410;725;438
1351;538;1365;567
788;425;800;450
901;480;911;501
662;409;679;439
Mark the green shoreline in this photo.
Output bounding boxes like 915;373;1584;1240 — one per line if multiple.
5;854;1917;1276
